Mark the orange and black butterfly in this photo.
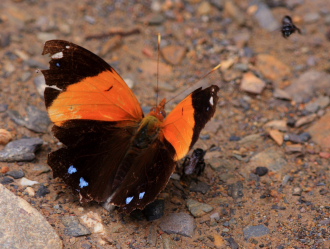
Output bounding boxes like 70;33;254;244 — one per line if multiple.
41;40;219;213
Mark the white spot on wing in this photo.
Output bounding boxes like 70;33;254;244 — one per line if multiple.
65;45;70;49
79;177;89;188
48;85;62;91
209;96;214;106
51;52;63;59
68;165;77;174
126;196;134;204
139;192;145;199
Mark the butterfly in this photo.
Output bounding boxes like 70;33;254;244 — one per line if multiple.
281;15;301;38
41;40;219;213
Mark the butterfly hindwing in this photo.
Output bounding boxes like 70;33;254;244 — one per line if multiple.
162;85;219;160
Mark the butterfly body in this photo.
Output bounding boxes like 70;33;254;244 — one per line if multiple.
42;40;219;213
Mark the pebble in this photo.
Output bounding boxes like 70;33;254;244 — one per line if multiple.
36;185;50;197
264;120;288;132
308;112;330;149
293;187;303;196
305;96;330;113
239;134;264;146
282;175;293;186
1;166;9;174
0;184;62;248
143;199;165;221
0;176;14;185
256;54;290;84
61;216;91;237
145;13;165;25
240;72;266;94
189;181;210;194
284;132;311;143
243;225;270;239
304;12;321;23
248;147;287;172
186;199;214;217
227;237;239;249
37;32;57;42
213;234;226;247
6;169;25;179
224;0;245;26
0;104;8;113
0;129;12;145
285;144;304;153
161;45;187;65
255;167;268;176
285;70;330;103
32;164;51;175
227;181;244;200
25;186;35;197
159;212;195;237
0;138;43;162
269;129;284;145
295;114;317;127
273;88;292;100
80;211;105;234
19;177;39;186
197;1;212;16
252;1;279;31
8;105;51;133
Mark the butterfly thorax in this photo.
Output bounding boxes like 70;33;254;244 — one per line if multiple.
133;99;167;149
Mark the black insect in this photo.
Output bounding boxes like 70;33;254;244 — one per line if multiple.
182;148;206;176
281;15;301;38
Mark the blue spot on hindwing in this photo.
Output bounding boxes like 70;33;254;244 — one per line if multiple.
79;177;89;188
139;192;145;199
126;196;134;204
68;165;77;174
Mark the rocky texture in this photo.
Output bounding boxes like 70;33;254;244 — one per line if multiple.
0;184;62;249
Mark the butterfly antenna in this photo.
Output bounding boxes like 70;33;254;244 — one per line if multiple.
166;63;222;104
156;33;161;106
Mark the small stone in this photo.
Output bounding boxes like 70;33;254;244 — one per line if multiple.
319;152;330;159
6;169;25;179
186;199;213;217
25;187;35;197
210;212;220;222
264;120;288;132
224;0;245;25
285;144;303;153
256;54;290;85
61;216;91;237
0;184;62;248
0;138;43;162
308;112;330;149
282;175;293;186
253;2;279;31
293;187;303;196
1;166;9;174
269;129;284;145
19;177;39;186
159;212;195;237
229;135;241;141
227;237;239;249
295;114;317;127
36;185;50;197
32;164;51;175
0;104;8;113
8;105;51;133
227;181;244;200
80;211;104;234
240;72;266;94
37;32;57;42
189;181;210;194
213;234;226;247
0;129;12;145
145;13;165;25
304;12;320;24
0;177;14;185
161;45;186;65
143;199;165;221
243;225;270;239
255;167;268;176
273;88;292;100
197;1;212;16
285;70;330;103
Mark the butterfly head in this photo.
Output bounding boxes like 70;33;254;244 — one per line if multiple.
149;98;166;122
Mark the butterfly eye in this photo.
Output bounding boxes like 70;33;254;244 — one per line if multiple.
56;62;61;67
